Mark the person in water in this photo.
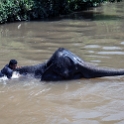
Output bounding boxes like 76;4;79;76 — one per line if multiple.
0;59;18;79
1;48;124;81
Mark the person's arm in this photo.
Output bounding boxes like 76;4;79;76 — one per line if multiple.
6;71;13;79
2;66;13;79
0;71;4;77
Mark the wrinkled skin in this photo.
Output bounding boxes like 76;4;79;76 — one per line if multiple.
16;48;124;81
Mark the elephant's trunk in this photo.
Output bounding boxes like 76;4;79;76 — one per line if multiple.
79;64;124;78
16;62;47;78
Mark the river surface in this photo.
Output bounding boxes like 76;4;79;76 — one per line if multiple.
0;2;124;124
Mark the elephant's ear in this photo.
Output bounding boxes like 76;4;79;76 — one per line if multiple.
54;56;75;78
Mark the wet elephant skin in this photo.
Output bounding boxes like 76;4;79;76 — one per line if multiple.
16;48;124;81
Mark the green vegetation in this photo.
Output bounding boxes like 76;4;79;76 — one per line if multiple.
0;0;122;24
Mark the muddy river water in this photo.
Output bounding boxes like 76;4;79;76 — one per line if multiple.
0;2;124;124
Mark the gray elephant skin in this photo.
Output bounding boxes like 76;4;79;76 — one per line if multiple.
16;48;124;81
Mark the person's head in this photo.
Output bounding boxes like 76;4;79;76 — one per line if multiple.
9;59;18;70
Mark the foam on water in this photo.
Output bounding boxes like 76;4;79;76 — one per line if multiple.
0;72;20;82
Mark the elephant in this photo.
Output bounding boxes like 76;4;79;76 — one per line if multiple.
16;48;124;81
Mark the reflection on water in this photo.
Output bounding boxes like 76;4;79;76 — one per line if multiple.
0;2;124;124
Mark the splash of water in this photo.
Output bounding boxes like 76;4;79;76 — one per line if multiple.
0;72;20;83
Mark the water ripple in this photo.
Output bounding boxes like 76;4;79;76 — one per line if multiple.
98;51;124;55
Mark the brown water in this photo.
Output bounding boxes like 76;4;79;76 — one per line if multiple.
0;2;124;124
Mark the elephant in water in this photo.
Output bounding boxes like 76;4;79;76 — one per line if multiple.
16;48;124;81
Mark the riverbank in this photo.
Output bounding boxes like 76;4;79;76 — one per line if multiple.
0;0;121;24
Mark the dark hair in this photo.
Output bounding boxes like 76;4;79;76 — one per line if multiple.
9;59;17;66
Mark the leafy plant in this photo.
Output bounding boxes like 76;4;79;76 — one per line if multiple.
0;0;33;23
0;0;122;24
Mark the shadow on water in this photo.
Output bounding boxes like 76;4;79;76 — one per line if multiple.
35;2;124;22
60;11;123;21
31;9;123;22
47;2;124;21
